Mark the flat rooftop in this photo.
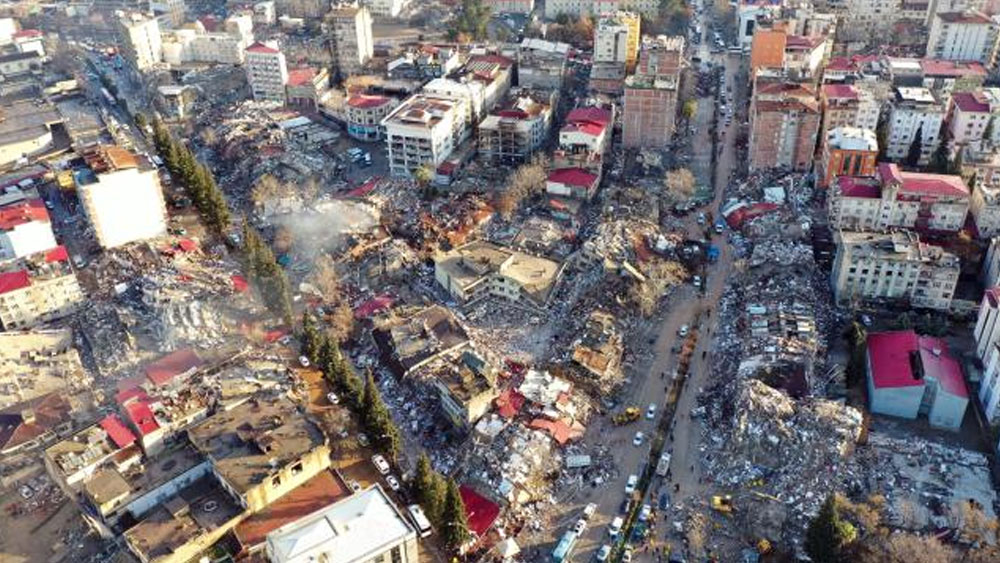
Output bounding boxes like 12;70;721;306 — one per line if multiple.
186;394;325;494
0;102;62;146
383;94;461;130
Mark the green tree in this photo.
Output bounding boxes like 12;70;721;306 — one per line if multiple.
414;164;434;189
930;141;950;173
949;146;964;176
440;479;471;551
301;312;321;362
806;495;857;563
985;117;995;149
875;116;889;161
682;99;698;122
450;0;491;41
905;124;924;168
133;113;147;131
412;453;446;523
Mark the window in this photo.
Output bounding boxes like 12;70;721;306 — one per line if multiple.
272;475;282;488
291;462;303;475
391;546;403;563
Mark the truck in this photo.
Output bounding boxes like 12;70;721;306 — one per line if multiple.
551;530;578;562
656;452;672;477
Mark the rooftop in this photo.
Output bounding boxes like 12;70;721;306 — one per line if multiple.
867;330;968;398
936;10;993;24
144;348;204;387
459;485;501;538
0;392;73;453
266;485;416;563
383;94;461;129
0;101;62;147
246;41;280;54
877;162;969;198
827;126;878;152
952;91;991;113
377;305;470;374
548;167;598;188
896;86;938;104
0;245;74;296
186;395;326;495
834;230;959;267
920;58;987;78
0;197;48;232
822;83;858;101
347;94;393;109
235;470;351;549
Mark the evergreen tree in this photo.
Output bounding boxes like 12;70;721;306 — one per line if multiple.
318;334;336;380
301;312;320;362
413;453;444;521
440;479;470;552
985;117;995;149
929;140;950;173
875;116;889;161
905;124;924;168
361;371;382;427
805;495;857;563
950;146;965;176
133;113;147;131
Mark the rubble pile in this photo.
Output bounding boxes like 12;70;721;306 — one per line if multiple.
700;379;863;539
466;422;563;506
749;240;813;268
75;302;137;376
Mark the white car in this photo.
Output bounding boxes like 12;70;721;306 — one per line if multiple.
348;480;361;492
327;392;340;405
372;454;390;475
385;475;401;491
639;503;652;521
583;503;597;519
572;518;587;535
646;403;657;419
678;324;690;337
633;431;644;446
625;474;638;494
596;545;612;561
609;517;624;537
298;355;311;368
693;275;702;288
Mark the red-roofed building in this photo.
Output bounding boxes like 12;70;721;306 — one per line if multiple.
344;94;397;141
828;162;970;232
819;84;880;155
947;89;1000;153
478;88;555;165
0;393;74;455
144;348;204;388
285;67;330;110
122;399;165;454
354;294;395;319
975;288;1000;422
99;414;137;449
0;197;57;261
866;330;969;430
555;106;613;175
928;11;1000;65
0;246;82;330
459;485;500;542
546;168;599;201
749;80;820;172
245;41;288;103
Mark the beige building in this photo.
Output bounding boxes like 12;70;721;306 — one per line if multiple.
593;11;640;71
477;89;554;165
426;350;499;429
245;41;288;103
434;240;564;309
344;94;398;141
832;230;960;310
0;246;83;330
382;93;469;177
117;12;163;76
971;181;1000;237
328;3;374;75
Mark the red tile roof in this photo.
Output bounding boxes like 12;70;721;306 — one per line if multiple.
144;348;204;387
867;330;968;398
246;41;280;55
878;162;969;198
231;274;249;292
937;10;992;24
44;245;68;263
0;270;30;295
562;121;606;137
495;389;524;419
347;94;391;109
235;470;350;549
566;106;612;125
784;34;823;50
952;91;990;113
920;58;986;77
836;176;882;198
822;84;858;100
0;198;48;231
459;485;500;538
354;294;395;319
528;417;585;444
548;167;598;188
13;29;42;39
124;400;160;436
0;393;73;452
99;414;137;449
286;67;316;87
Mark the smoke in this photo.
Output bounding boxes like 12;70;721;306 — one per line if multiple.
270;199;379;260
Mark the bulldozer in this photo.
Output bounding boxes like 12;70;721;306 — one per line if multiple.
613;406;641;425
711;495;734;514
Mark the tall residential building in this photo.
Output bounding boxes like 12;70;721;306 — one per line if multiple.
831;230;960;311
947;89;1000;153
485;0;534;13
517;38;571;90
478;89;555;165
382;93;470;177
748;80;821;172
365;0;409;16
328;3;374;76
554;105;613;175
971;178;1000;236
76;146;167;249
0;191;57;261
819;84;880;154
593;11;640;71
544;0;659;19
0;246;83;330
975;286;1000;360
150;0;186;28
886;87;946;165
245;41;288;103
927;10;1000;65
828;162;970;232
117;12;163;76
160;15;255;65
818;127;878;189
622;35;683;149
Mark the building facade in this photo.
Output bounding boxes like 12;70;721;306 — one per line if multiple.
382;93;469;177
245;41;288;103
748;81;821;172
818;126;878;189
345;94;397;141
517;38;570;90
477;90;554;165
328;4;374;75
622;35;683;149
593;11;640;71
887;87;946;165
927;10;1000;65
0;195;57;261
0;247;83;330
819;83;880;154
117;13;163;75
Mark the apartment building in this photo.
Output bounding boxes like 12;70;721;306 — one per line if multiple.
927;10;1000;65
428;351;499;429
921;59;988;99
971;179;1000;236
886;87;946;165
0;192;57;261
544;0;659;18
748;81;821;172
594;11;640;71
828;162;970;232
948;89;1000;153
365;0;408;16
423;54;513;125
477;89;555;165
328;3;374;75
818;126;879;189
345;94;398;141
382;93;469;177
749;26;828;80
622;35;683;149
832;230;960;310
486;0;534;13
434;241;564;309
245;41;288;103
150;0;186;28
387;45;460;80
254;1;276;25
117;12;163;76
554;105;613;174
819;84;880;153
517;38;570;90
286;67;331;110
975;286;1000;360
76;146;168;249
0;246;83;330
546;167;600;200
160;15;254;65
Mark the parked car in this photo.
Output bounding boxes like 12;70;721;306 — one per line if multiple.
625;474;638;494
372;454;390;475
385;475;401;491
678;325;690;337
584;503;597;519
298;355;311;368
609;517;624;537
633;431;645;446
639;503;652;521
646;403;657;419
596;545;612;561
572;518;587;534
326;392;340;405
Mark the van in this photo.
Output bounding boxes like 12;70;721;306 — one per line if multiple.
408;504;433;538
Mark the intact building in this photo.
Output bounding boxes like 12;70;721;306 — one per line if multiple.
328;3;374;75
382;93;470;177
554;105;613;175
947;89;1000;153
748;81;821;172
867;330;969;430
245;41;288;103
150;0;186;28
486;0;534;13
593;11;640;71
76;146;168;249
0;192;57;261
927;10;1000;65
345;94;398;141
819;84;880;154
887;87;946;165
971;177;1000;236
818;127;878;189
831;230;960;310
434;240;564;309
828;162;970;232
0;246;83;330
117;12;163;76
622;35;684;149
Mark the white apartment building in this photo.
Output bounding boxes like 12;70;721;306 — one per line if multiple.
382;93;470;177
245;41;288;103
265;486;419;563
832;230;960;311
161;16;254;65
150;0;186;28
971;180;1000;236
985;236;1000;286
0;194;57;262
545;0;658;19
948;89;1000;153
927;11;1000;64
344;94;398;141
365;0;408;17
828;162;970;232
76;146;168;249
887;87;945;165
0;246;83;330
329;4;374;75
820;84;881;150
254;1;276;25
486;0;534;14
975;286;1000;360
594;11;640;70
117;13;163;74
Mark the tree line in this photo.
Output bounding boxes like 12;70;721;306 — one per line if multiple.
413;452;471;552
